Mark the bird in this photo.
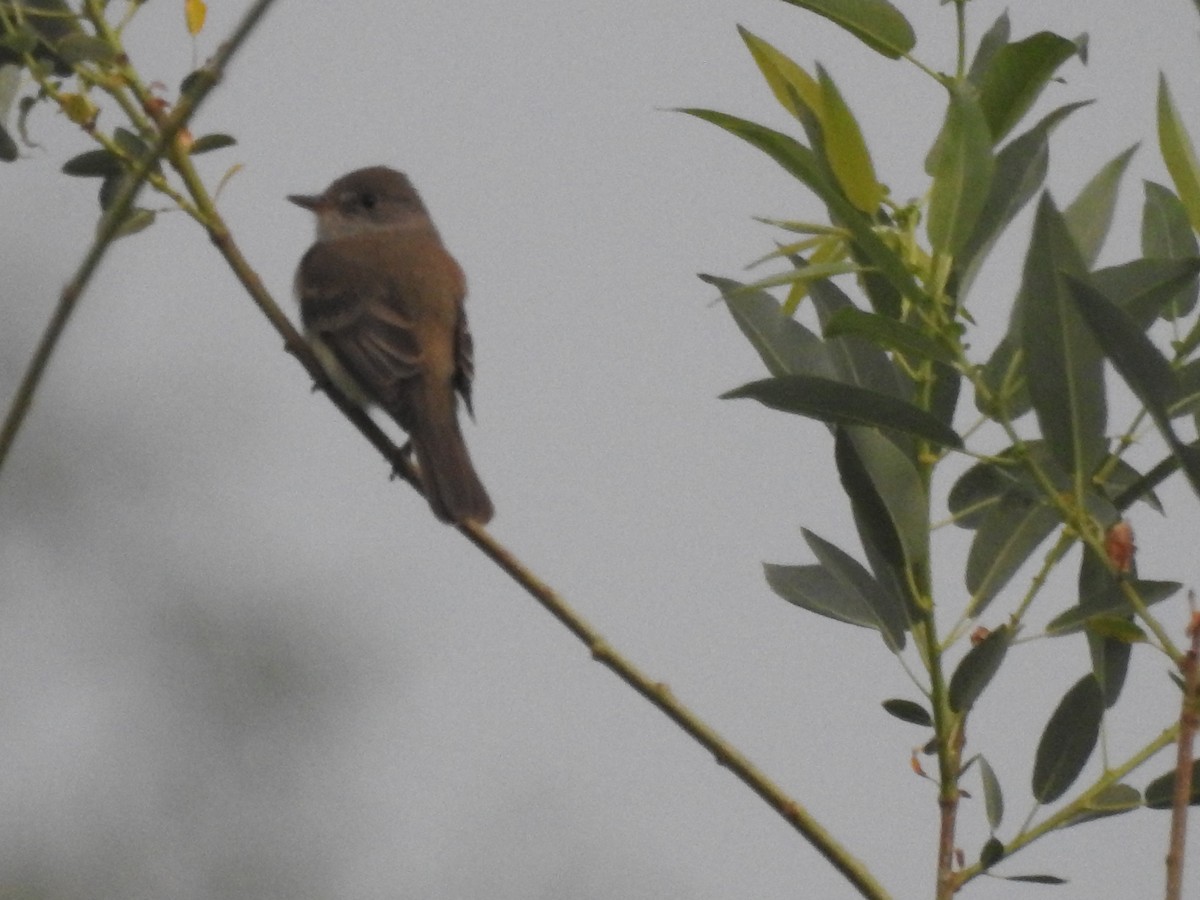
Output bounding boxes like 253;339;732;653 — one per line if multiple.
289;166;494;525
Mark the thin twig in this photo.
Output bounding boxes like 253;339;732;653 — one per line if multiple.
1165;607;1200;900
172;170;892;899
0;0;282;475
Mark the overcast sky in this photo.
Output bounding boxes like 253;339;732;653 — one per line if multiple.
3;1;1200;898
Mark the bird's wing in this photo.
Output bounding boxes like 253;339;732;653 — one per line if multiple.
295;241;422;409
454;308;476;417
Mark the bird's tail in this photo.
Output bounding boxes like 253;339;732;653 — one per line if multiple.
403;392;494;526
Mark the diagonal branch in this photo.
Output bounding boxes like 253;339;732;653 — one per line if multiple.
0;0;281;475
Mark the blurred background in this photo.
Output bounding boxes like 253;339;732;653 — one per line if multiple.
2;1;1199;897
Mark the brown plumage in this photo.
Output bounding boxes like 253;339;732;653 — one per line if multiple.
290;167;493;525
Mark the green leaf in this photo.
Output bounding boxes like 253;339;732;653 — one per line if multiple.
1018;195;1106;480
977;32;1079;143
834;427;909;611
107;206;155;239
1063;275;1179;412
804;528;907;649
810;279;910;398
1047;580;1181;635
822;307;955;364
979;756;1004;830
1001;874;1068;885
1143;181;1200;259
777;0;916;59
0;122;15;161
979;836;1005;869
949;626;1011;712
0;63;19;124
966;12;1010;85
1065;273;1200;499
1093;256;1200;328
112;126;149;159
1062;783;1142;826
61;147;121;177
1084;615;1146;644
957;102;1091;298
722;375;962;448
190;132;237;155
882;698;932;727
764;563;882;630
1064;145;1139;266
816;65;883;213
843;426;930;568
1145;761;1200;808
682;109;926;308
1158;74;1200;234
927;84;995;258
1141;181;1200;319
1032;675;1103;804
966;493;1060;615
703;274;836;379
53;32;117;64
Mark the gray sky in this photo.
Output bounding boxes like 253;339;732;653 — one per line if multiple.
3;1;1200;897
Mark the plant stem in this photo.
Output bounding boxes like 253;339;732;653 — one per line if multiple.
1165;610;1200;900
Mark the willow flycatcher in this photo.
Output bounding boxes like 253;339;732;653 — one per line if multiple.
290;166;494;525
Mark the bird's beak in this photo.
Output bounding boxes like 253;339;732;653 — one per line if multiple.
287;193;323;211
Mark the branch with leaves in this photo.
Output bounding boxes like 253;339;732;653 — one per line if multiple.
690;0;1200;896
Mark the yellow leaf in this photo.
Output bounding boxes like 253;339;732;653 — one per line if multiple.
1158;74;1200;234
60;92;97;126
818;66;884;214
185;0;207;36
738;26;822;122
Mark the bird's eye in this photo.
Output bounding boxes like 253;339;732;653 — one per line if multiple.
359;192;377;210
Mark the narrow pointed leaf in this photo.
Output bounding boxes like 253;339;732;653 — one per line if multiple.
804;529;907;649
1093;256;1200;328
738;27;822;121
1062;783;1143;826
1063;275;1179;413
927;84;995;258
723;375;962;447
958;102;1092;296
1144;762;1200;808
817;65;883;213
823;307;955;364
1158;75;1200;233
834;428;911;619
62;148;122;177
979;755;1004;830
1018;196;1106;479
190;133;236;155
1141;181;1200;319
1032;675;1103;803
1064;145;1139;266
844;426;930;568
704;275;836;378
978;32;1079;142
764;563;880;630
966;12;1010;85
949;626;1011;712
681;109;927;306
966;494;1060;615
810;279;909;398
882;698;932;726
778;0;915;59
1002;874;1068;885
1047;580;1181;634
